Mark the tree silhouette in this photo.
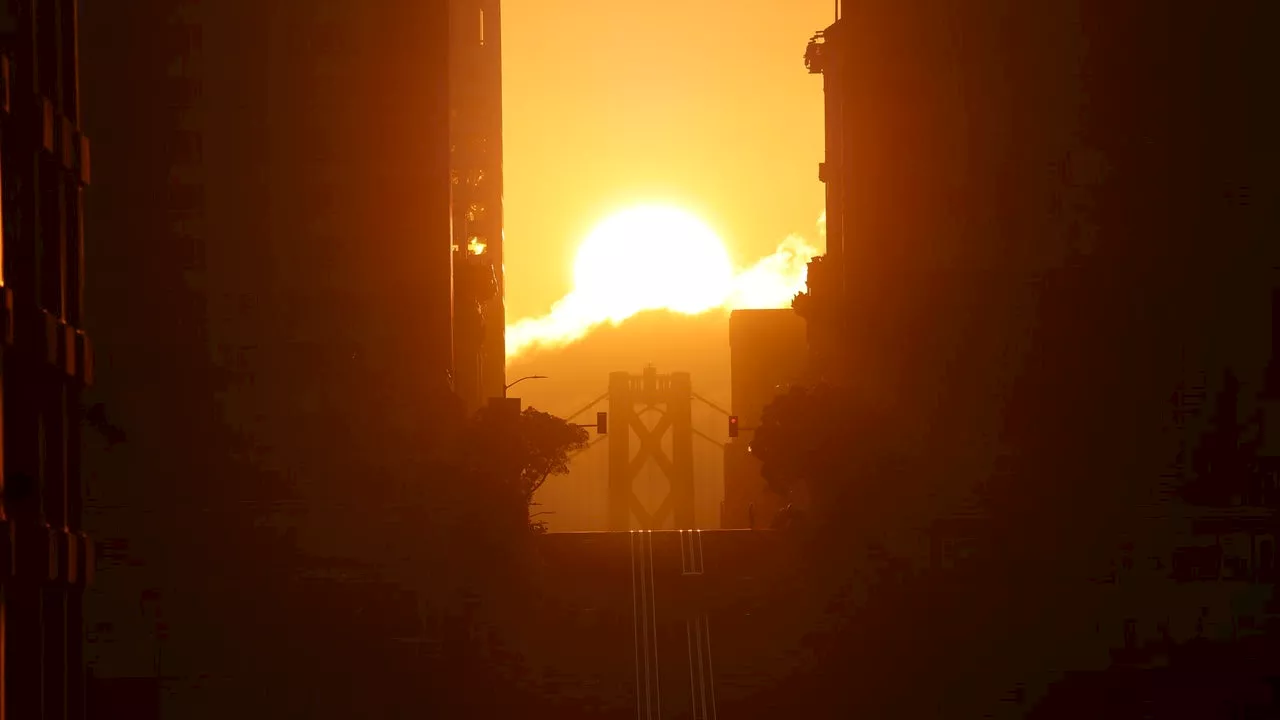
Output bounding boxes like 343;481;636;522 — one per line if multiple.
749;383;918;542
450;404;589;532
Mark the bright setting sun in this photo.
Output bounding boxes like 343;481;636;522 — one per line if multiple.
505;206;823;359
573;206;734;322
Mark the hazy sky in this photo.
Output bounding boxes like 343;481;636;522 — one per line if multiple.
501;0;836;323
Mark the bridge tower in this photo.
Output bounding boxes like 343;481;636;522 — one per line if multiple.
608;367;695;531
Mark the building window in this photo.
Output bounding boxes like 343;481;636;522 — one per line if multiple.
1172;546;1222;581
1123;618;1138;650
1224;555;1250;579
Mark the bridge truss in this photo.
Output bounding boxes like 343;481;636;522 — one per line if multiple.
563;367;730;531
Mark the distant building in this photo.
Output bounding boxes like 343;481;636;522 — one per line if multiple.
722;309;806;529
1;1;95;717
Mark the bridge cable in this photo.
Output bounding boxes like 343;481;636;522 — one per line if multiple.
691;428;725;449
690;392;731;418
562;391;610;423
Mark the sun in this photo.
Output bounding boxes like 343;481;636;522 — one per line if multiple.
571;205;734;323
504;206;821;359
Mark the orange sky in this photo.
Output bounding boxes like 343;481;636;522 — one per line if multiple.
502;0;835;322
501;2;836;530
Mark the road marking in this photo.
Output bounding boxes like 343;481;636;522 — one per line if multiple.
686;619;698;720
631;530;663;719
630;531;644;720
647;531;663;718
696;531;718;718
704;607;719;720
680;531;719;719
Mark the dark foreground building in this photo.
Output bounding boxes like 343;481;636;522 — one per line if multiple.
802;1;1277;465
0;1;94;718
451;0;507;412
798;1;1280;540
797;3;1279;715
80;1;465;716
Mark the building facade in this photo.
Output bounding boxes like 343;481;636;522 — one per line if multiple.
80;1;460;716
0;1;94;718
450;0;506;412
806;4;1277;713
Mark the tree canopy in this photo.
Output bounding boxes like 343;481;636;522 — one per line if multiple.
450;404;589;532
748;383;918;542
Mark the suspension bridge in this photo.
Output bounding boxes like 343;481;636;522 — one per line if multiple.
557;366;733;532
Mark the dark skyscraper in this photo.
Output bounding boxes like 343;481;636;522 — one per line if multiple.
81;1;457;715
0;1;94;718
451;0;506;411
798;3;1278;518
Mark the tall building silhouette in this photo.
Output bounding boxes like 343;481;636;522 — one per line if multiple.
451;0;506;412
799;5;1278;714
1256;280;1280;508
0;1;94;718
81;1;458;715
799;0;1277;519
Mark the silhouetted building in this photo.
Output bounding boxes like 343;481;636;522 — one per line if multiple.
88;676;159;720
1257;281;1280;506
801;5;1277;714
722;309;806;529
79;2;221;712
0;1;94;718
451;0;506;412
799;0;1280;539
81;1;457;716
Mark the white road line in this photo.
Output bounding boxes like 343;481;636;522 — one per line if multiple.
630;531;644;720
695;614;709;720
686;619;698;719
641;532;653;720
647;530;663;718
704;612;719;720
695;532;717;718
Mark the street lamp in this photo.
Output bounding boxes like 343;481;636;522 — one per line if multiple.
504;374;547;396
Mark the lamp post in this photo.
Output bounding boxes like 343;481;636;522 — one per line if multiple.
504;374;547;396
493;375;548;418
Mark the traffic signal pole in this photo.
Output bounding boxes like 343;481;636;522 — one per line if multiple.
571;411;608;435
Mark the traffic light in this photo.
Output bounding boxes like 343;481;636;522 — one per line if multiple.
596;411;608;435
728;415;739;438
